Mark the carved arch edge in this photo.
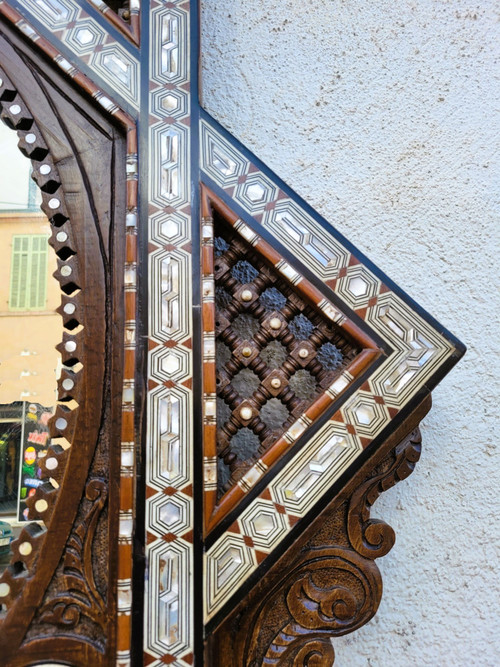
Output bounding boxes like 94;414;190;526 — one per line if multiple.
0;64;83;607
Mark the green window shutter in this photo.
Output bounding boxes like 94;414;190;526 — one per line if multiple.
29;235;48;309
9;236;23;310
9;235;49;311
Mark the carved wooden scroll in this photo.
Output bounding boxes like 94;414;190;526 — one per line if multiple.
0;2;464;665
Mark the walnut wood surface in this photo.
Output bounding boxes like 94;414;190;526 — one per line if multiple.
209;393;431;666
0;10;438;667
0;19;126;666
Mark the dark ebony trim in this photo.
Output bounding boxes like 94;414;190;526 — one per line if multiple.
191;0;205;663
129;2;150;664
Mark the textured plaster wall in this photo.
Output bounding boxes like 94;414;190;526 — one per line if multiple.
201;1;499;665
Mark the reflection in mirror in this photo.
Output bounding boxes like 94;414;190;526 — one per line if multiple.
103;0;132;20
0;120;61;575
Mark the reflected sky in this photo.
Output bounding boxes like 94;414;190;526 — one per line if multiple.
0;121;41;211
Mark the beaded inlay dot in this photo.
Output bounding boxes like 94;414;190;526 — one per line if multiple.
45;456;59;470
18;542;33;556
35;499;48;513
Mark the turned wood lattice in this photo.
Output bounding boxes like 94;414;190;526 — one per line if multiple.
213;212;361;495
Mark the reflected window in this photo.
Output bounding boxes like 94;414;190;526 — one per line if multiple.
9;235;49;311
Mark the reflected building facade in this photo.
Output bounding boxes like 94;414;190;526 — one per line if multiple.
0;121;60;523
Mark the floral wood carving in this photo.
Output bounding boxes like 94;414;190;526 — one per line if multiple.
38;478;107;630
347;427;422;560
211;398;428;666
260;548;381;665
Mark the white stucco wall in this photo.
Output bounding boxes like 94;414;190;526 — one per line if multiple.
201;1;499;664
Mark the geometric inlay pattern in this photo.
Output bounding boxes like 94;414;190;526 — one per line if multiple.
4;1;464;663
145;539;191;657
212;212;360;495
90;44;139;106
201;119;458;622
206;535;257;618
145;1;193;664
200;190;381;534
19;0;140;108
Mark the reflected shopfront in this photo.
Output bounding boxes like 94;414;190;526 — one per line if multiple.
0;402;54;521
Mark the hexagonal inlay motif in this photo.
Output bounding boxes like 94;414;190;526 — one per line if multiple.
240;499;290;550
236;173;277;213
151;210;189;246
67;20;105;55
342;391;389;438
152;88;189;120
337;265;380;309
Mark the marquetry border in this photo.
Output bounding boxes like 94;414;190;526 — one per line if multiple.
143;1;195;665
3;0;140;108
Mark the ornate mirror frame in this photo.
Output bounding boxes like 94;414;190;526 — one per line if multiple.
0;1;464;665
0;6;137;664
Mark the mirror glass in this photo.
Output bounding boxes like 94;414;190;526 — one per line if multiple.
0;120;61;574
